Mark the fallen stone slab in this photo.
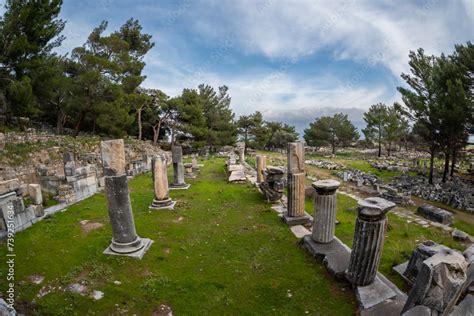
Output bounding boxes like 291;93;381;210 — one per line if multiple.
416;204;453;225
360;299;405;316
271;205;286;214
228;170;246;182
401;305;431;315
452;229;469;241
356;276;397;310
290;225;310;238
281;212;312;226
450;294;474;316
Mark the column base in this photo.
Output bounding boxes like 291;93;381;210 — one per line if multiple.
150;199;176;210
169;183;191;190
281;212;312;226
185;173;196;179
104;238;153;260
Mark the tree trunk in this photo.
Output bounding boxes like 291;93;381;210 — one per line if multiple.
450;147;456;178
73;111;86;138
137;107;143;140
428;150;435;184
56;110;65;134
152;120;161;146
378;131;381;157
442;151;450;183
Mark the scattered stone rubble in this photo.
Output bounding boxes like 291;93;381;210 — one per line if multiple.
370;160;409;172
336;168;383;186
391;175;474;211
305;159;344;170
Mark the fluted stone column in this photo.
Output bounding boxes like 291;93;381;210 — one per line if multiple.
346;197;395;285
312;179;340;243
283;142;311;226
101;139;152;259
170;145;190;190
150;155;175;210
256;155;266;184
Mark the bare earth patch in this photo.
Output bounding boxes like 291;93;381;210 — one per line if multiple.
153;304;173;316
80;220;104;234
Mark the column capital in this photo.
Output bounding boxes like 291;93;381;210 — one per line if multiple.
312;179;340;195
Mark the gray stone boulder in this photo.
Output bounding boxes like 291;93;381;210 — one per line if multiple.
402;249;468;315
416;204;453;225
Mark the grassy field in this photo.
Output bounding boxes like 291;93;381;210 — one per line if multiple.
0;157;357;315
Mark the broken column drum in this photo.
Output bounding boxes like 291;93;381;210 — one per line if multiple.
256;155;266;184
192;155;200;172
259;167;285;202
101;139;151;256
287;142;305;217
170;145;189;189
346;197;396;286
312;179;340;243
150;155;174;209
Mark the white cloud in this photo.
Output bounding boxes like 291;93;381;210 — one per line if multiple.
188;0;471;77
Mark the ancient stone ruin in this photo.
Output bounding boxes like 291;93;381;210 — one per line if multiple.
312;179;340;243
259;167;285;202
256;155;266;184
150;155;175;210
101;139;153;259
346;197;396;286
169;145;190;190
402;249;468;315
416;204;453;225
283;142;311;225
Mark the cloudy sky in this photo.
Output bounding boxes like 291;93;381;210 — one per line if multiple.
56;0;473;134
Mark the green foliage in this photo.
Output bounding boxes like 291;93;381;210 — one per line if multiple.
236;112;298;150
362;103;408;157
0;0;65;119
304;113;359;154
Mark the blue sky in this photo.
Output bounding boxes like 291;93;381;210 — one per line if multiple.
55;0;473;134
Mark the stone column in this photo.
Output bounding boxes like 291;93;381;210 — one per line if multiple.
283;142;311;225
312;179;340;243
256;155;266;184
192;155;200;172
101;139;152;259
402;249;468;315
150;155;175;210
346;197;395;285
238;146;245;165
169;145;190;189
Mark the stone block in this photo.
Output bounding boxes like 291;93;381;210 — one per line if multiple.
356;276;397;310
416;204;453;225
28;184;43;205
450;294;473;316
401;305;431;316
404;240;450;283
30;204;44;217
402;249;468;315
360;299;405;316
281;212;312;226
0;179;20;195
289;225;310;238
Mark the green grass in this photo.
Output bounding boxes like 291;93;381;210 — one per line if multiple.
0;157;356;315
